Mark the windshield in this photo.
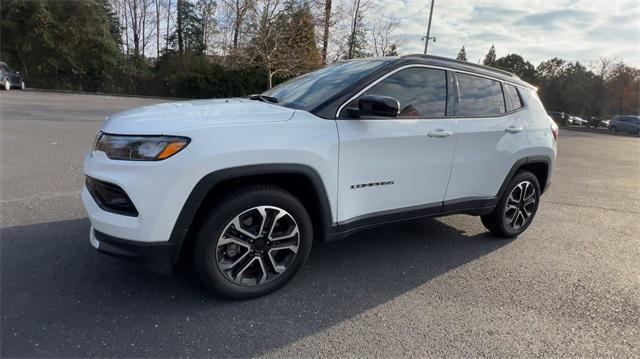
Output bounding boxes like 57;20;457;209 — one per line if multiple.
262;60;390;111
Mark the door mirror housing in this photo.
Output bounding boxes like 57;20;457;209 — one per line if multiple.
357;95;400;118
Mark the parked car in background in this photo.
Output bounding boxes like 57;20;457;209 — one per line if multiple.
568;115;588;126
587;117;609;128
0;62;25;90
609;115;640;135
548;111;566;125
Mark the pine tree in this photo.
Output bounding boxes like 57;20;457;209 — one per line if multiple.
95;0;121;46
284;2;321;73
456;46;467;61
483;44;497;67
171;0;205;55
345;10;368;59
386;43;398;56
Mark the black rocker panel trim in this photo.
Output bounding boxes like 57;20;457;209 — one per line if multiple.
334;201;443;237
168;164;333;261
327;155;552;241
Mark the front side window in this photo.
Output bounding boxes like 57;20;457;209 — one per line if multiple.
457;73;505;116
345;67;447;118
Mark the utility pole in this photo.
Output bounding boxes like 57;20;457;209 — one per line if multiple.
423;0;435;54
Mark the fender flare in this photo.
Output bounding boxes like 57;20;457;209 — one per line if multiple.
496;155;552;200
167;164;333;259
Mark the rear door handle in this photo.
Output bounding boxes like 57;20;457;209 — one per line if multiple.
427;129;453;138
505;126;523;133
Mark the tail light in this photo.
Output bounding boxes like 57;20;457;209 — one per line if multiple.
551;123;559;141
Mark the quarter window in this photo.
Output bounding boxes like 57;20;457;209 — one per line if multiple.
349;67;447;118
504;84;523;111
457;73;505;116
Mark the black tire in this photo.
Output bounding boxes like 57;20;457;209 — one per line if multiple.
194;184;313;299
481;170;541;238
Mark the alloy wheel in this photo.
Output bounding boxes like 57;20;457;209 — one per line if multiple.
4;80;10;90
216;206;300;286
504;181;537;230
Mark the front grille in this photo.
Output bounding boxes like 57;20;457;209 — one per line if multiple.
85;176;138;216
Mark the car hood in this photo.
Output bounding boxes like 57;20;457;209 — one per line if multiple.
101;98;296;134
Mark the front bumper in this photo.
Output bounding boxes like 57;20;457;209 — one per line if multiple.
82;148;209;272
90;226;178;274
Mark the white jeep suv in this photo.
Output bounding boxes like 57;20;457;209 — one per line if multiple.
83;55;557;298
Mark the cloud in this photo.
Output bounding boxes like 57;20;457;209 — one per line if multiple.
515;9;593;28
361;0;640;67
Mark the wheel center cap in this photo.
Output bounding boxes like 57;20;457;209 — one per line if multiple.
253;237;267;251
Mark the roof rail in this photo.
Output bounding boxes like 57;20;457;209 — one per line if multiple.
401;54;520;79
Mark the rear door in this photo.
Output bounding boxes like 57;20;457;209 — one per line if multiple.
444;74;529;209
336;66;458;224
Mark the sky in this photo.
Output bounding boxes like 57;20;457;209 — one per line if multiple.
369;0;640;67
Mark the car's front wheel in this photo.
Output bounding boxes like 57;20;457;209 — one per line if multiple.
20;80;25;90
194;185;313;299
3;79;10;91
481;171;541;238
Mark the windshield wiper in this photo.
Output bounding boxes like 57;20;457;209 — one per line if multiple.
248;94;279;103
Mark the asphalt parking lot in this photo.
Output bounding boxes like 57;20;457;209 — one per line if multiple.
1;91;639;357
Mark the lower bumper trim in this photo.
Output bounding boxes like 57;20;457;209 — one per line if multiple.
92;229;178;274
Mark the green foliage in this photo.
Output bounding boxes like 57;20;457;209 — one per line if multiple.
344;11;368;59
170;0;206;55
493;54;535;83
456;46;467;62
283;1;321;73
482;44;496;67
0;0;121;91
386;43;398;56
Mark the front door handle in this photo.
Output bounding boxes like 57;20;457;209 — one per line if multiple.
505;126;523;133
427;129;453;138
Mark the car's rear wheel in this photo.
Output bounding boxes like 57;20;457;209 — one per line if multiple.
194;185;313;299
481;171;540;238
3;79;10;91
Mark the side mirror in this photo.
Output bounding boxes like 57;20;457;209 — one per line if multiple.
15;71;20;75
357;95;400;118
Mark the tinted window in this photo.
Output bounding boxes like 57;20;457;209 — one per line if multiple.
504;84;523;111
262;60;389;111
457;73;505;116
353;67;447;118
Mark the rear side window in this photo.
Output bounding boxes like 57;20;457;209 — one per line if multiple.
356;67;447;118
504;84;523;111
457;73;505;116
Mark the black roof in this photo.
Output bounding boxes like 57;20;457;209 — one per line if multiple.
394;54;536;91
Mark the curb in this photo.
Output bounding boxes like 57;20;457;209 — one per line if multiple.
560;126;639;138
23;88;188;101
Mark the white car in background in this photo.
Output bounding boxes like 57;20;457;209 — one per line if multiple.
568;115;588;126
82;55;558;299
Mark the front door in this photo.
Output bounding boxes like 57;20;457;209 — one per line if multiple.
336;66;457;225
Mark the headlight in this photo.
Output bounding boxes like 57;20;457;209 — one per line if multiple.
94;132;190;161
